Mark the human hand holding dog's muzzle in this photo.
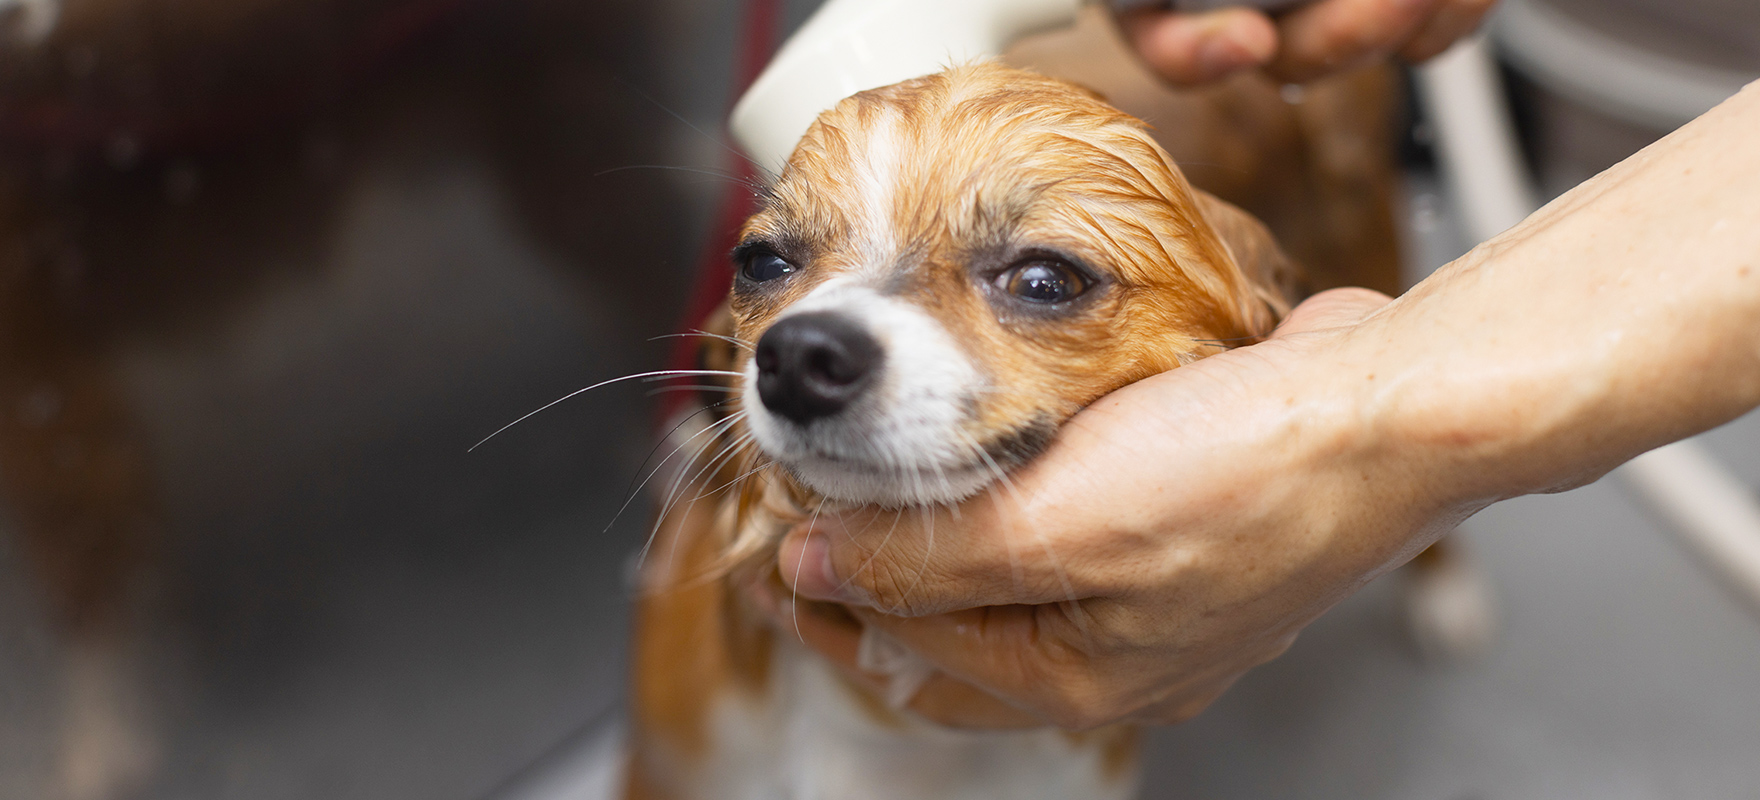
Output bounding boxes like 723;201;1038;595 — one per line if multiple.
752;287;1438;730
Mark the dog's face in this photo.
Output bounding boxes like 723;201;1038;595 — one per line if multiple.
731;63;1286;507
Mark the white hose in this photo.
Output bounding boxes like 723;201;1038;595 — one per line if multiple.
1494;0;1756;133
1621;445;1760;615
1413;35;1537;244
729;0;1086;174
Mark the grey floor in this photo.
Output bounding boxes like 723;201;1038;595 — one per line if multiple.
1;1;1758;799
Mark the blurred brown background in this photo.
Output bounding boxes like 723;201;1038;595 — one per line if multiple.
1;1;729;797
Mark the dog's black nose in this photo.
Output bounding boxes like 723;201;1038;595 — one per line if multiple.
755;312;883;424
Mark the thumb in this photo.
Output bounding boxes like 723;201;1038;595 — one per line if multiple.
1270;287;1392;339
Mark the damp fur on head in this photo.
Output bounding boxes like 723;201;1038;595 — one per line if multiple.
697;61;1294;574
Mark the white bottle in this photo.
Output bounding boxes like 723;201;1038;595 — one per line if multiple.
729;0;1304;174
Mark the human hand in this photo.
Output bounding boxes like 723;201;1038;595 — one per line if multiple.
752;288;1483;729
750;82;1760;731
1117;0;1497;85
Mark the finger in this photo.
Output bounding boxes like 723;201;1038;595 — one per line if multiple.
1270;286;1392;338
777;486;1125;615
1268;0;1440;84
848;604;1129;730
1397;0;1497;63
748;582;1046;728
858;607;1297;729
1119;7;1278;86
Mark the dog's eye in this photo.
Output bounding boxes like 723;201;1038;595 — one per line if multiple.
997;261;1086;304
741;249;796;283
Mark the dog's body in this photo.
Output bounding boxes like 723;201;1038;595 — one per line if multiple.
624;62;1299;800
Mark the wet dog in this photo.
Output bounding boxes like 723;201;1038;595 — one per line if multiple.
622;62;1304;800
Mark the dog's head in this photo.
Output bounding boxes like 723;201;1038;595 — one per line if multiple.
730;63;1293;507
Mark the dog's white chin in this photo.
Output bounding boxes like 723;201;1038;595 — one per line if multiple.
784;454;996;508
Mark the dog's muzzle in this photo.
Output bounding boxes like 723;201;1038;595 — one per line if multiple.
754;312;884;424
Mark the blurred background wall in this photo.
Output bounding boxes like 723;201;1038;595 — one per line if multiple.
0;1;765;797
0;1;1756;799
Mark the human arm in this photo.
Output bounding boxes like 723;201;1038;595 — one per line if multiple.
757;80;1760;729
1118;0;1497;85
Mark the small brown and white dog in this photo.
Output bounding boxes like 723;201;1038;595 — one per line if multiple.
624;61;1304;800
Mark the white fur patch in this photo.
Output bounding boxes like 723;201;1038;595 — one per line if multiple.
674;637;1135;800
743;281;997;507
848;108;902;273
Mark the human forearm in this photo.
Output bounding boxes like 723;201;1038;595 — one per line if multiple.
760;80;1760;732
1354;80;1760;506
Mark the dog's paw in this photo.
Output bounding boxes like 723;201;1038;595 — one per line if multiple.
1403;557;1498;665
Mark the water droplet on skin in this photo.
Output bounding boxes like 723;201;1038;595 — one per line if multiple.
1279;83;1305;105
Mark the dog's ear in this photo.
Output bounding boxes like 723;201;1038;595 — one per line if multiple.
1192;189;1305;338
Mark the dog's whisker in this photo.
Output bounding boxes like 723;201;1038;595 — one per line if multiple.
895;503;939;615
594;164;766;192
470;369;742;452
653;426;755;546
650;330;757;353
694;458;775;501
605;401;736;535
647;433;747;577
654;425;749;520
663;430;759;554
638;370;741;384
983;480;1029;599
834;508;906;603
633;412;749;569
966;434;1093;642
612;76;774;184
1191;332;1272;345
791;495;832;644
966;434;1030;600
645;384;740;397
632;414;748;550
664;438;771;592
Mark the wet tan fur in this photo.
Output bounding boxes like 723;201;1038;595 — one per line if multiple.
626;63;1303;798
